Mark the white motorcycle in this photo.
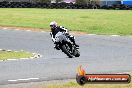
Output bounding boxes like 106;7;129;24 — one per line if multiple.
53;32;80;58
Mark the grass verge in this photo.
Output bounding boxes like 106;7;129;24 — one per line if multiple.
41;75;132;88
0;50;33;60
0;9;132;35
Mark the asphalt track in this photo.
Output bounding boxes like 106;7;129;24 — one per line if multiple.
0;29;132;85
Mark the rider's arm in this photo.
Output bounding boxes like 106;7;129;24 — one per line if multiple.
50;32;56;43
60;26;69;34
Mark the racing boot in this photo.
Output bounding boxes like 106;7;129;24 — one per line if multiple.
72;39;79;47
54;44;60;50
69;35;79;47
74;43;79;47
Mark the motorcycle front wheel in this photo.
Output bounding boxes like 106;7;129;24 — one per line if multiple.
74;50;80;57
61;44;73;58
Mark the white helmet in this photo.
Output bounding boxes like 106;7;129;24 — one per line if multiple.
50;21;57;28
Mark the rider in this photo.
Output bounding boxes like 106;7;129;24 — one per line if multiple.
50;21;79;49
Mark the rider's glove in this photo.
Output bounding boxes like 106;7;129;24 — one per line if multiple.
65;32;69;36
52;38;56;43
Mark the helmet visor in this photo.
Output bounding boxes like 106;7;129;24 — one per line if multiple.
50;25;56;28
50;25;53;27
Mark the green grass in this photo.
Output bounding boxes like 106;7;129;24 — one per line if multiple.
0;50;33;60
41;75;132;88
41;81;132;88
0;8;132;35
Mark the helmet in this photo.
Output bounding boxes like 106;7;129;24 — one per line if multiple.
50;21;57;28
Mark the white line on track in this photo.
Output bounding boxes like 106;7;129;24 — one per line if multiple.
7;59;17;61
15;29;20;31
8;80;17;82
20;58;29;60
18;78;31;81
41;31;45;33
118;71;132;74
26;30;31;32
88;34;96;36
7;50;12;52
111;35;120;36
3;28;7;30
8;78;39;82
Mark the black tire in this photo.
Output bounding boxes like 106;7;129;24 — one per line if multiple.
61;44;73;58
75;50;80;57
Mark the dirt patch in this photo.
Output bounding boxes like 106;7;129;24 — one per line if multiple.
0;26;48;32
70;31;87;36
0;26;87;35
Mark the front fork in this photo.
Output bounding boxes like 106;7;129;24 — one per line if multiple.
67;42;74;53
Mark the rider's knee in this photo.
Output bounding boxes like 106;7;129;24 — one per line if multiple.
70;35;75;40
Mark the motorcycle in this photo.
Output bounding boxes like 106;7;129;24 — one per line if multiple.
52;32;80;58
